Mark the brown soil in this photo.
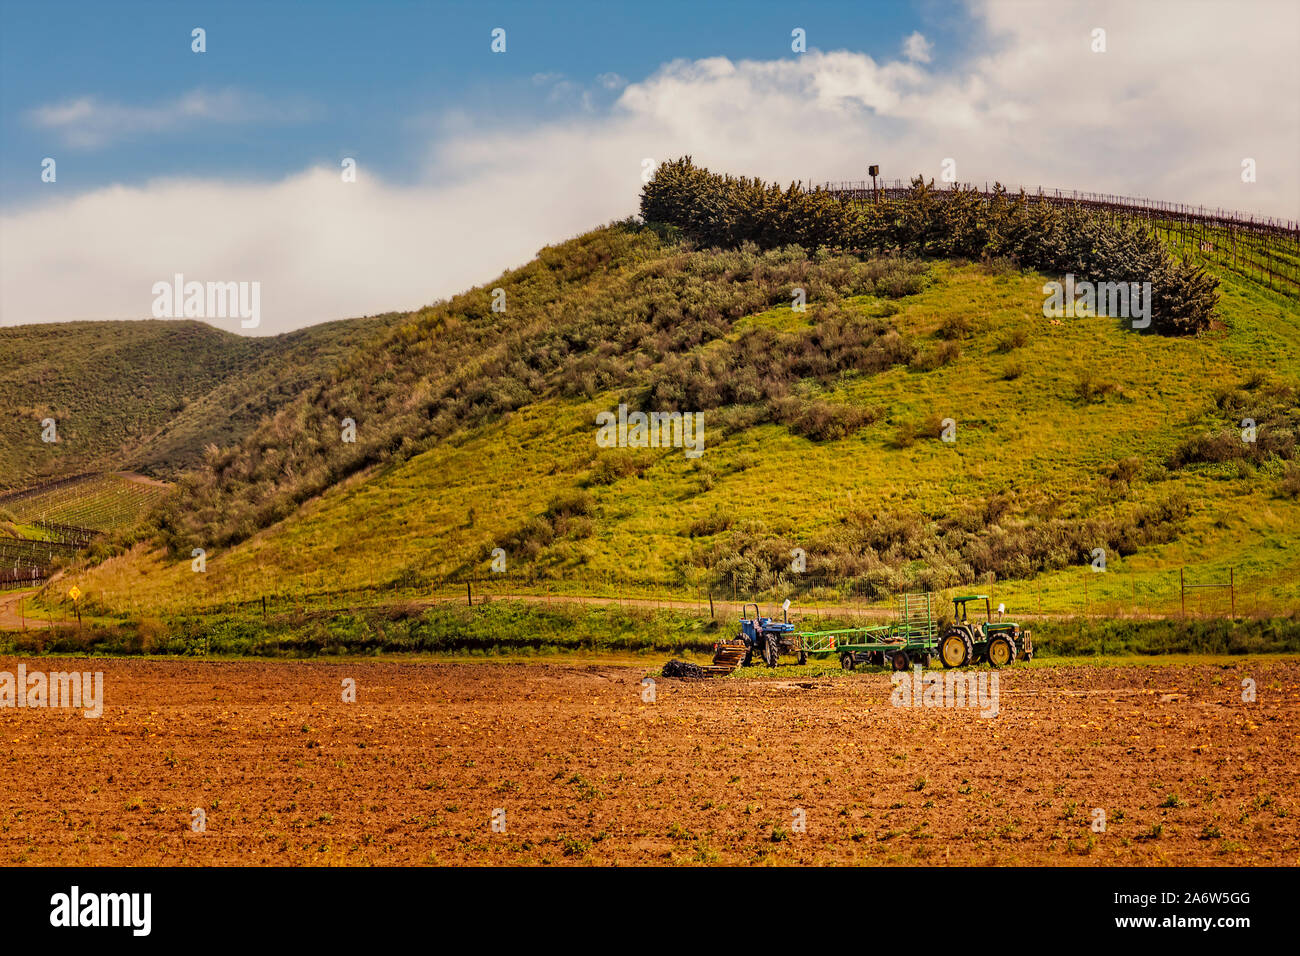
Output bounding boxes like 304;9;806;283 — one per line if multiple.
0;658;1295;866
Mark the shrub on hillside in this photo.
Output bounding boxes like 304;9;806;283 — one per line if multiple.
1280;464;1300;499
1168;382;1300;470
702;491;1192;597
772;396;881;441
641;158;1219;335
161;230;919;555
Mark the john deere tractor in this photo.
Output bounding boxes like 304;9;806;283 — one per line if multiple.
937;595;1033;668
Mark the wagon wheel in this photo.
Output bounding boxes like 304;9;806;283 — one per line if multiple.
891;650;911;672
840;652;856;671
986;635;1015;668
939;632;971;668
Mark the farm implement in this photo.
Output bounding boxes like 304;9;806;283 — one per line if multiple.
704;591;1032;674
795;592;940;671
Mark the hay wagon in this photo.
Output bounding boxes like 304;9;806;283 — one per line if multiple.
795;592;940;671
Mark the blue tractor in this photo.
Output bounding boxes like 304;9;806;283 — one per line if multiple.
738;601;803;667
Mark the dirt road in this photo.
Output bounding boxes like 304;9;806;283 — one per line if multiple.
0;589;38;630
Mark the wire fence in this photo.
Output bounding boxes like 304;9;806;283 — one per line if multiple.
817;179;1300;298
157;564;1299;625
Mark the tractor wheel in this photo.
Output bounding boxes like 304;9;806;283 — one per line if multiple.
798;648;808;666
764;634;779;668
741;646;754;668
939;632;971;668
986;635;1015;668
840;652;856;671
891;650;911;672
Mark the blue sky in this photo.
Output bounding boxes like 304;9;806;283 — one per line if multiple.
1;0;974;203
1;0;1296;332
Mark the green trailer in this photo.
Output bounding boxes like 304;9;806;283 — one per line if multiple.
796;593;940;671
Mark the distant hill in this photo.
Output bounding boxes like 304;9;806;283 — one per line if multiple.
0;315;403;488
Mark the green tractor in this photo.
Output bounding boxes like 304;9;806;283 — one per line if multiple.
937;595;1033;668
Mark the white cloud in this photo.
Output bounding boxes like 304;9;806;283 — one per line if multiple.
903;31;933;63
27;88;314;148
3;0;1296;334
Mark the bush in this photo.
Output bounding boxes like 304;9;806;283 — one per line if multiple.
910;341;961;371
1073;370;1124;404
774;397;880;441
546;490;595;519
641;158;1218;335
689;510;732;537
1280;464;1300;499
996;327;1030;352
936;314;973;340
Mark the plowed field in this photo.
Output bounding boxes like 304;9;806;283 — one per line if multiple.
1;657;1296;865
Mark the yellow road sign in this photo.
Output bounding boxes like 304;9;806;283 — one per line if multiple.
67;586;81;602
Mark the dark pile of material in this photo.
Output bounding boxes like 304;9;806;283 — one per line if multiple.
661;659;709;680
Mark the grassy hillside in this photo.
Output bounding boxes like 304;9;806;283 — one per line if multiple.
0;314;402;487
57;225;1300;621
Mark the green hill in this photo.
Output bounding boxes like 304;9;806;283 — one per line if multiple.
7;161;1299;630
53;229;1300;622
0;315;403;488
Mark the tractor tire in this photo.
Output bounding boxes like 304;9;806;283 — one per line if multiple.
939;632;972;668
741;646;754;668
764;634;779;668
840;652;856;671
891;650;911;672
986;635;1016;668
798;648;808;666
